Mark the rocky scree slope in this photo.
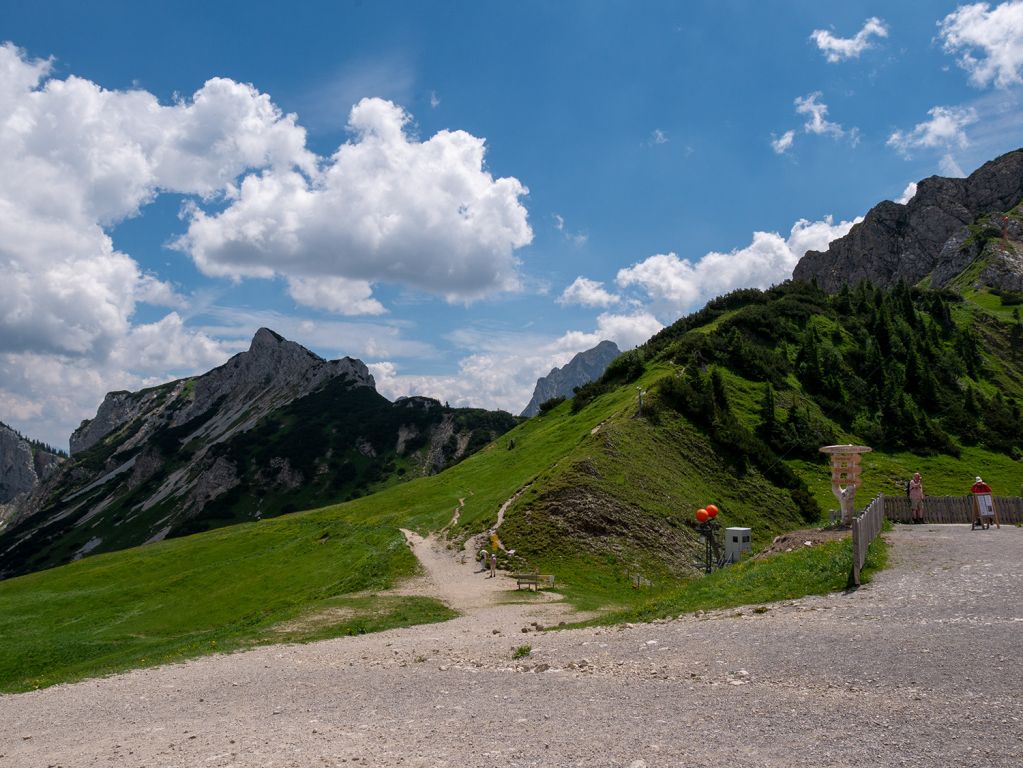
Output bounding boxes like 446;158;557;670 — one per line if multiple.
794;148;1023;292
0;329;517;579
520;340;621;417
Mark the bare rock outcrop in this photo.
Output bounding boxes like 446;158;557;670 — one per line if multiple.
0;422;62;505
521;340;621;417
71;328;374;455
794;148;1023;291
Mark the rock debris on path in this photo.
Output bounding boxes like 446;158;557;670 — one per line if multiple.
2;525;1022;767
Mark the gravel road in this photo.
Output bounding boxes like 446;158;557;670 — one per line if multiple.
2;525;1021;767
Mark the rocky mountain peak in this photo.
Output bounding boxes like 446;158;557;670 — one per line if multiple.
521;340;621;417
793;148;1023;292
248;327;320;361
70;329;374;455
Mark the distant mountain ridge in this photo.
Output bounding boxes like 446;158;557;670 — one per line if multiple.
0;329;517;578
794;148;1023;292
521;340;621;417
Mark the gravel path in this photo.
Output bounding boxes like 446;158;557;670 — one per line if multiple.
2;524;1021;767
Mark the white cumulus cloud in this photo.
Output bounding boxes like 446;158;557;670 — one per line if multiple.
177;97;533;303
887;105;979;156
811;17;889;62
286;276;387;316
615;216;860;320
940;1;1023;88
0;43;306;445
0;42;534;446
558;277;619;308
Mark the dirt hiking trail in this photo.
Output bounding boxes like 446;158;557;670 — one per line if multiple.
2;525;1022;767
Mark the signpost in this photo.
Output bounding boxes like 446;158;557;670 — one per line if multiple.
819;444;872;525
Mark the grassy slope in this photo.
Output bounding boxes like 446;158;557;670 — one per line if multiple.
3;284;1021;692
591;535;888;627
0;514;456;691
0;362;812;691
0;371;629;692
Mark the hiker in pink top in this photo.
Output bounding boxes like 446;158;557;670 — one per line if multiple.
908;472;925;523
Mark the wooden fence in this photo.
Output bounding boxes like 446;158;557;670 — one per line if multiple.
883;495;1023;525
851;494;885;586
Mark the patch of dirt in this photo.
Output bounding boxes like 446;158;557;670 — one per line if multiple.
755;527;849;557
270;606;358;634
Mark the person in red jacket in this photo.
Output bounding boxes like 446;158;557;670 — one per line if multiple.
971;477;994;530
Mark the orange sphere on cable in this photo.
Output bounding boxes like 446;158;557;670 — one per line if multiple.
706;504;719;518
695;508;709;523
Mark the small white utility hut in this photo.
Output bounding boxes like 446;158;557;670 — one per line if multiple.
724;527;751;563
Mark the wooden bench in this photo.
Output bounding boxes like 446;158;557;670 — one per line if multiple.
513;573;555;591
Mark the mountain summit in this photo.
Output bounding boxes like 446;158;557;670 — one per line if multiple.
520;341;621;417
70;328;374;455
1;329;515;578
794;148;1023;292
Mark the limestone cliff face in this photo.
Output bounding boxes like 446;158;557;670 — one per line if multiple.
520;341;621;417
793;149;1023;291
1;330;516;579
0;422;62;505
70;328;374;455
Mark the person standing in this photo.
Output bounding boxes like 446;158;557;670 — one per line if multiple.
488;551;497;578
909;472;925;523
971;476;995;530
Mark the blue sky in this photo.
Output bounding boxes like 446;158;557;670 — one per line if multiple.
3;1;1023;448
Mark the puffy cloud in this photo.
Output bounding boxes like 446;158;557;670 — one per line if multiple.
0;42;312;446
651;129;668;145
110;313;227;373
0;323;228;450
556;312;664;352
615;216;859;319
795;92;845;137
286;276;387;316
558;277;619;308
0;42;533;446
370;311;661;415
0;42;311;356
897;182;919;204
771;130;796;154
887;105;978;156
177;97;533;303
940;1;1023;88
811;17;889;62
